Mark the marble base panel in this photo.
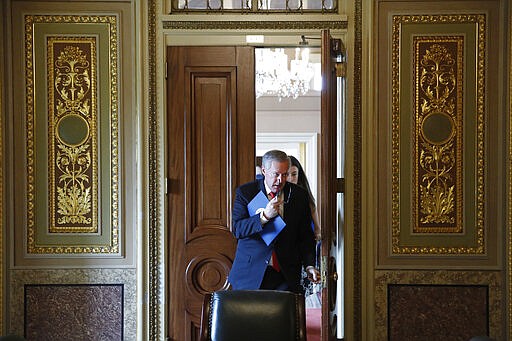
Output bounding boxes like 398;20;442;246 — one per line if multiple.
388;284;488;340
25;284;123;340
374;270;502;340
9;269;136;340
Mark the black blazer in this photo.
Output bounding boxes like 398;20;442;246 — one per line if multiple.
228;179;316;293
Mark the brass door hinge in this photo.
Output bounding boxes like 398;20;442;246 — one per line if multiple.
335;62;346;78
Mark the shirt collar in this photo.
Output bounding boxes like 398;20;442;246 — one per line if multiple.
264;182;272;196
264;182;284;198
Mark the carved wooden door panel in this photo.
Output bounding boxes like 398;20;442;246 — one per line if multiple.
167;46;255;341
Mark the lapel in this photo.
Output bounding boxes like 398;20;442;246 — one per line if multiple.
281;183;293;221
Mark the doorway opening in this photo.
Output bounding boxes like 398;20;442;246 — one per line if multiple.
255;46;321;203
164;35;347;340
255;46;323;340
255;41;347;339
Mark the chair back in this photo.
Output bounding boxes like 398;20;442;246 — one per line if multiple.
200;290;307;341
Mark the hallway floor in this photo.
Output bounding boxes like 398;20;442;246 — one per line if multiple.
306;308;321;341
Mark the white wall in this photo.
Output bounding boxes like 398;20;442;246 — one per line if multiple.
256;92;321;133
256;92;321;201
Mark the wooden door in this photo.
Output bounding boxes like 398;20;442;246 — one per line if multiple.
166;46;255;341
320;30;344;341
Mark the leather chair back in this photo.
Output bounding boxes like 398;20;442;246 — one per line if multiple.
199;290;307;341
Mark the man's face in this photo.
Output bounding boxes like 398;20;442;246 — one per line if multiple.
262;160;289;194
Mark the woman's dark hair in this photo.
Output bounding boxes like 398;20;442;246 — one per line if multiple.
289;155;316;208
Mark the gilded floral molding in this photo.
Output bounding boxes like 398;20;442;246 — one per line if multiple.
414;38;463;233
509;1;512;331
25;15;119;254
48;39;98;233
391;14;485;254
162;20;347;30
0;37;3;331
148;0;163;339
352;0;363;338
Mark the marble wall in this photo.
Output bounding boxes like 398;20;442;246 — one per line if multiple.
388;285;488;340
9;269;137;340
25;284;124;340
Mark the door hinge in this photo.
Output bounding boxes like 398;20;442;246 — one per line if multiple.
335;62;346;78
331;38;342;55
165;177;171;195
165;61;168;79
321;255;327;289
336;178;345;193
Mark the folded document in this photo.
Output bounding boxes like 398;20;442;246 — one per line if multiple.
247;191;286;246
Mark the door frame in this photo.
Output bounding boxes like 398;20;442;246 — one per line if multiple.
148;23;357;341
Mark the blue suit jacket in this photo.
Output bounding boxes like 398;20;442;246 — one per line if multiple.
228;179;316;293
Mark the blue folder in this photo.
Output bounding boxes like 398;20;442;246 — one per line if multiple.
247;191;286;246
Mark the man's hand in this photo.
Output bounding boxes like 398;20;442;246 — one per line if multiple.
263;195;281;220
305;266;321;284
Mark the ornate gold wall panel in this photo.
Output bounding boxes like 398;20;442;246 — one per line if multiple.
412;36;464;234
375;7;503;263
392;14;485;255
48;38;98;234
24;15;119;254
7;1;137;337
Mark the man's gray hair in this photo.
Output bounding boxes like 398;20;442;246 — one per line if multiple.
261;150;290;169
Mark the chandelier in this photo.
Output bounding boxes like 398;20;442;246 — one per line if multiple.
255;48;316;100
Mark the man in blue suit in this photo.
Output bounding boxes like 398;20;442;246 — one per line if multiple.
228;150;320;293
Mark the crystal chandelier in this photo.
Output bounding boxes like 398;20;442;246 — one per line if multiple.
255;48;316;100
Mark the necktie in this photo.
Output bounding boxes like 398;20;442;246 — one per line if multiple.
269;191;280;272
